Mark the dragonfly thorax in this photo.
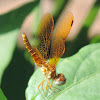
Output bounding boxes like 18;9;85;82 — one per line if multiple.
41;64;56;79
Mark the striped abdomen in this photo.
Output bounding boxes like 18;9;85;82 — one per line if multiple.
22;33;45;66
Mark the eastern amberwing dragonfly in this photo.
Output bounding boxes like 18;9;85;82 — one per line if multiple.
22;12;73;98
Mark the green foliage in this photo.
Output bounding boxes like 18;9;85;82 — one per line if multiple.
0;0;40;100
0;31;17;85
0;0;39;85
1;47;34;100
26;43;100;100
0;89;7;100
90;35;100;44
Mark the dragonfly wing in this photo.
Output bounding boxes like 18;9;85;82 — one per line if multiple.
35;13;54;60
49;12;73;66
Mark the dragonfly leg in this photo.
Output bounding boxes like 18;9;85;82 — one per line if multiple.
38;78;46;98
41;81;46;96
46;88;54;97
46;80;54;97
46;80;50;90
51;86;61;92
49;80;53;89
49;80;61;93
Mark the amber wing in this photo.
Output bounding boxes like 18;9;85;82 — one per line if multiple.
35;13;54;60
49;12;73;66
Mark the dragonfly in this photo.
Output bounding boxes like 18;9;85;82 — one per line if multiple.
22;12;73;98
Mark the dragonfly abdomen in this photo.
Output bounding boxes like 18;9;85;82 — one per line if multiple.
22;33;45;66
22;33;35;56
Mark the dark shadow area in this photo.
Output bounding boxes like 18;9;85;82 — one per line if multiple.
1;47;34;100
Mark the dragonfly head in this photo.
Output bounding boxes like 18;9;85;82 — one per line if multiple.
55;73;66;86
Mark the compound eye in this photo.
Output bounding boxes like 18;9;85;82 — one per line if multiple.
55;74;66;86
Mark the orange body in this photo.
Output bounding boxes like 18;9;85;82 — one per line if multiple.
22;33;45;66
22;12;73;98
22;33;56;79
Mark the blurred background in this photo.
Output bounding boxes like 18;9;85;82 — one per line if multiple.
0;0;100;100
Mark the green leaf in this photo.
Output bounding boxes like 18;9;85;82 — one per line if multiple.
90;35;100;44
26;43;100;100
0;89;7;100
52;73;100;100
0;31;18;85
1;47;34;100
0;1;40;85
